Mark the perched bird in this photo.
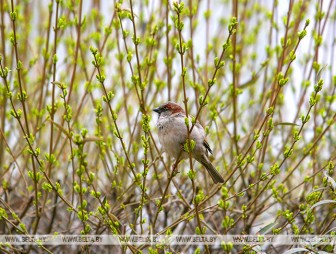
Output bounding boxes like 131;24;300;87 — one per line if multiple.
153;102;224;183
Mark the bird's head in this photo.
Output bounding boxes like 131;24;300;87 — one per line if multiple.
153;101;184;117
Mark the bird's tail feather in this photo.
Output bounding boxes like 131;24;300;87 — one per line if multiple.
197;156;224;184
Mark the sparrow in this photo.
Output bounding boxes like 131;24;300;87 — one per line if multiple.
153;102;224;184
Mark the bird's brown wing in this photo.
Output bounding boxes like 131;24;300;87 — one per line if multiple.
194;121;213;154
203;140;213;154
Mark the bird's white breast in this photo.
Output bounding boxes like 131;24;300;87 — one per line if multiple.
157;114;206;159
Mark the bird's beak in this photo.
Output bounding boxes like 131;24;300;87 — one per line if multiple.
153;107;160;114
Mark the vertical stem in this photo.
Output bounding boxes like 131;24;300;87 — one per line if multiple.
35;0;53;132
129;0;149;234
66;0;83;101
188;0;198;111
0;0;6;166
48;0;60;177
10;0;40;242
175;4;194;178
205;0;210;83
165;0;171;101
231;0;239;155
175;3;210;253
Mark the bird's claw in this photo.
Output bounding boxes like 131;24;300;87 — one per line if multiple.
172;163;180;176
